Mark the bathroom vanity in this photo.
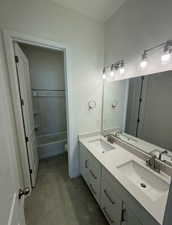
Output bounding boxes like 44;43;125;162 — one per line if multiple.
79;134;170;225
79;70;172;225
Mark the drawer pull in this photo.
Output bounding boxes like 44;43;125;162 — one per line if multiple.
89;169;97;180
121;208;126;222
89;183;97;195
103;207;114;224
85;160;88;168
104;189;115;205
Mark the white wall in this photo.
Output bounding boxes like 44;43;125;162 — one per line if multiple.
0;0;104;177
21;45;65;90
103;80;128;132
105;0;172;80
0;34;24;186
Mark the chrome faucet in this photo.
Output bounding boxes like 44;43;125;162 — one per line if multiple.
106;134;116;144
146;155;160;173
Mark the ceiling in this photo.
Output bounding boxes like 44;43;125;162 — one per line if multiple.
51;0;126;22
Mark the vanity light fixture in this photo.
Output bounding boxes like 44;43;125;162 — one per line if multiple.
140;51;148;69
102;40;172;78
161;41;172;63
112;60;125;75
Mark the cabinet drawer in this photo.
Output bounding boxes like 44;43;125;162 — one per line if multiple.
80;143;101;181
102;206;119;225
88;152;101;203
88;178;100;202
79;143;101;203
101;176;122;207
101;176;122;225
102;169;122;210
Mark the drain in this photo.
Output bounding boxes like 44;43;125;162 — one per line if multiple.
140;183;146;188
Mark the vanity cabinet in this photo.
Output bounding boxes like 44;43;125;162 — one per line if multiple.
79;143;159;225
79;143;101;203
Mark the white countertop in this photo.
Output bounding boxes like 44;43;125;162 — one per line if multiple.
79;134;171;225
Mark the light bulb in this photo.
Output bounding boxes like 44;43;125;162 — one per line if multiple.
161;53;171;62
140;60;148;68
140;51;148;69
102;67;106;79
119;67;125;74
102;74;106;79
110;70;114;77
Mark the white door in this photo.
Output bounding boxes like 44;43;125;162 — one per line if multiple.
0;57;26;225
14;43;39;187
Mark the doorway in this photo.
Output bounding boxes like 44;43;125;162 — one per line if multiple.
4;32;72;192
15;42;68;188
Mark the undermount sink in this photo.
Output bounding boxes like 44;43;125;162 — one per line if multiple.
88;138;115;153
117;160;169;201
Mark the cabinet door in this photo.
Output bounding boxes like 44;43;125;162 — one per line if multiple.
79;144;89;183
123;205;143;225
88;152;101;202
88;152;101;181
79;143;101;203
101;168;122;225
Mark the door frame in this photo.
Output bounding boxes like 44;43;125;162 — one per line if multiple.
3;30;73;186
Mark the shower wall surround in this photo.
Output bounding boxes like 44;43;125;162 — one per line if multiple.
21;44;67;158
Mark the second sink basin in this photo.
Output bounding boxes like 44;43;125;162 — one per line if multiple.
117;160;169;201
88;138;115;153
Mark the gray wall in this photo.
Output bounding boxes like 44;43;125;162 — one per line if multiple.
126;72;172;152
21;44;66;136
125;77;142;136
138;72;172;152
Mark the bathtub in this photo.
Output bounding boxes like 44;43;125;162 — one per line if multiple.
37;132;67;159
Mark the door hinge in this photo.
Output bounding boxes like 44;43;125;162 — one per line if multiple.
21;98;24;106
15;55;19;63
25;136;29;142
137;118;140;123
139;98;142;103
29;169;32;174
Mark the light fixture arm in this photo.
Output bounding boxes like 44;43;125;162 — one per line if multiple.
143;40;172;55
142;51;147;60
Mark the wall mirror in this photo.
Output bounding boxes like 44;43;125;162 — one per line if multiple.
102;70;172;165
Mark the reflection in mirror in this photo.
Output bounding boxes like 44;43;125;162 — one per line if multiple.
103;71;172;161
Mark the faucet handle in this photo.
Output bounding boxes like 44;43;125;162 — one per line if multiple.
158;150;168;160
146;154;156;166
